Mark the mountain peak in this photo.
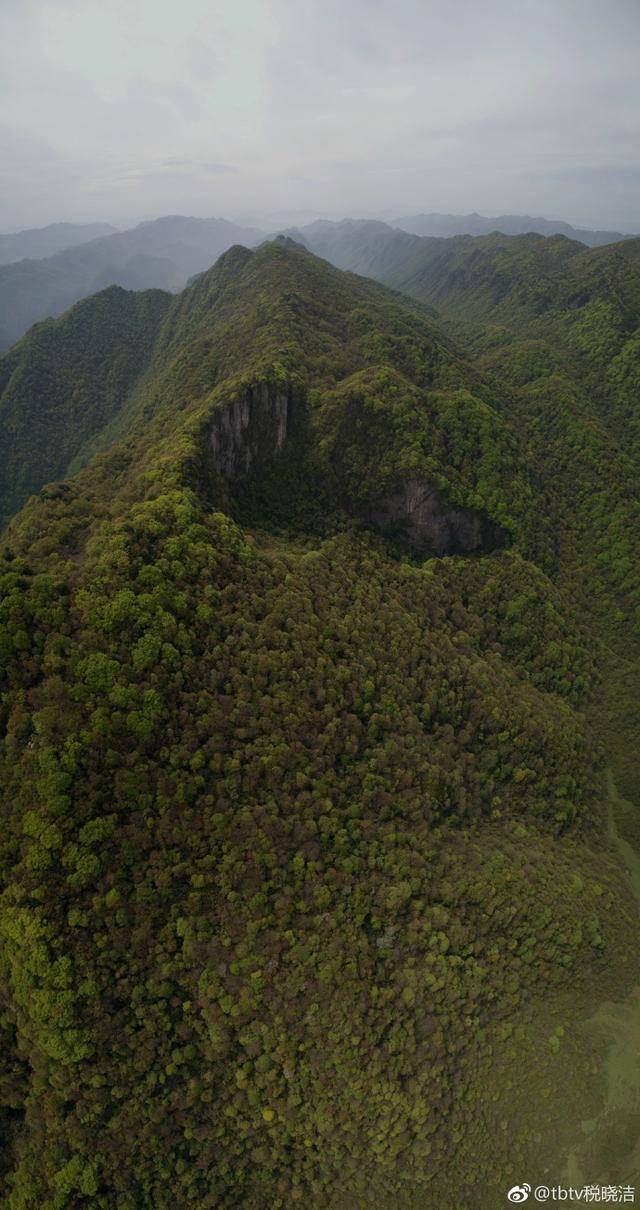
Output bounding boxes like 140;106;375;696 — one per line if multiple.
0;233;519;548
269;232;306;249
2;200;640;1210
0;214;266;352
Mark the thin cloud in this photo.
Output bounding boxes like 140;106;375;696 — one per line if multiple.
1;0;639;229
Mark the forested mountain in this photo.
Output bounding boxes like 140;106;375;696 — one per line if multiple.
393;210;635;246
0;286;172;528
298;224;640;703
316;224;640;329
1;238;639;1206
285;218;422;276
2;210;630;355
0;215;263;353
299;222;640;489
0;222;117;265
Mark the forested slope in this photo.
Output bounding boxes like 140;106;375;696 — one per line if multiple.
299;224;640;674
311;226;640;797
0;240;638;1207
0;286;172;528
0;216;263;354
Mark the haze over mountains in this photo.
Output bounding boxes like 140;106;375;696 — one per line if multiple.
0;222;117;265
0;215;262;352
393;211;635;246
0;209;637;354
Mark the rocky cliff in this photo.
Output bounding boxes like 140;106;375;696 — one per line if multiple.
209;382;291;479
367;477;508;554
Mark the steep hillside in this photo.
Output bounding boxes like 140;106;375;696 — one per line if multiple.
346;229;640;335
288;218;424;280
394;232;640;456
0;286;172;528
0;242;639;1207
297;220;640;326
299;221;640;797
0;215;263;353
0;239;535;553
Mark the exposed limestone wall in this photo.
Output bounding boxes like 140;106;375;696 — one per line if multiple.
210;383;290;479
209;388;505;556
367;478;507;555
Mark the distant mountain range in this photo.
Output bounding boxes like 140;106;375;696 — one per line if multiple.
1;209;637;353
0;220;117;264
287;219;420;278
0;215;263;351
286;217;640;310
393;210;636;246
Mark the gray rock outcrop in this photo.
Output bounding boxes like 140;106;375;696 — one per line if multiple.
367;478;507;555
210;382;290;479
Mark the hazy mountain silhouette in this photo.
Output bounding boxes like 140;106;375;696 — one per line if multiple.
0;214;263;351
393;210;636;246
0;221;117;264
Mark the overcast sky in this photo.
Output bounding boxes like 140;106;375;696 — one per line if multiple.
1;0;639;232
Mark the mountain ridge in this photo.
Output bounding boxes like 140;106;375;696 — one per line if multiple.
0;238;639;1205
0;240;527;545
2;207;636;354
393;209;637;246
0;215;264;353
0;221;118;264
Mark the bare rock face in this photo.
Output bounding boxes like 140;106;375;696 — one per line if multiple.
367;478;507;555
208;389;505;557
210;383;290;479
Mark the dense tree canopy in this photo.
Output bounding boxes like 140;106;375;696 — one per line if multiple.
0;240;638;1206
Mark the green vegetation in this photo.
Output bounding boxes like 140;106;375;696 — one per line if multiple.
0;238;639;1206
0;287;171;528
302;224;640;781
0;215;263;354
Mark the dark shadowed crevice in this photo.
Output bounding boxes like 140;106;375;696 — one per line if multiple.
366;478;508;555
